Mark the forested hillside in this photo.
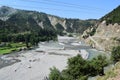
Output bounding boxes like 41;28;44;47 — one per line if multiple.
0;6;97;34
101;6;120;24
0;6;97;54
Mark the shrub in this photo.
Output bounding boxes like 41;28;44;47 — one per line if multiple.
49;67;63;80
49;55;109;80
111;46;120;63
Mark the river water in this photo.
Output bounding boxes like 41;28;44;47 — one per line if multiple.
0;36;110;69
0;36;111;80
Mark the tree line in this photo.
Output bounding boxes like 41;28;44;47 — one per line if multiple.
0;29;57;48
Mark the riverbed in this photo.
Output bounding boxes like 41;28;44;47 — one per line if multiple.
0;36;109;80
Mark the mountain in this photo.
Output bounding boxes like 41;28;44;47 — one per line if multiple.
0;6;97;35
82;6;120;51
101;5;120;24
0;6;17;21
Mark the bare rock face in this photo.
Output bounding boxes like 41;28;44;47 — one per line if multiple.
83;5;120;51
48;15;67;30
48;15;97;34
84;21;120;51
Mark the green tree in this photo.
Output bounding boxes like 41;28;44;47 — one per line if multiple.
24;33;30;48
49;67;63;80
48;55;109;80
91;55;108;76
65;54;88;79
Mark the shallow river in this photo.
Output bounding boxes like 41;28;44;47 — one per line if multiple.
0;36;110;80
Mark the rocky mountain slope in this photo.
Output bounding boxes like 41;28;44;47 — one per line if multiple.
82;6;120;51
0;6;97;35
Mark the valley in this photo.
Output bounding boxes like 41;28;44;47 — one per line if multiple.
0;36;109;80
0;4;120;80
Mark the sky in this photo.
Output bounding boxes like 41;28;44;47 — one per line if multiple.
0;0;120;19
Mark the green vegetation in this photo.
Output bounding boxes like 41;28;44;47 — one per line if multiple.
55;23;65;36
0;30;57;54
49;67;63;80
111;46;120;64
49;54;109;80
101;6;120;24
65;19;96;33
0;42;26;54
0;6;96;55
89;28;96;36
97;62;120;80
0;9;57;54
0;6;97;36
97;46;120;80
49;46;120;80
68;33;73;37
90;55;108;76
97;70;117;80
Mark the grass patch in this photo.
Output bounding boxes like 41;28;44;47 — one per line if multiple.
0;42;26;55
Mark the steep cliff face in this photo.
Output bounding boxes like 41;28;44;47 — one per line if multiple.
83;6;120;51
84;21;120;51
48;15;97;33
48;15;66;29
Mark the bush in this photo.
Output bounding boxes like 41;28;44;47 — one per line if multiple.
111;46;120;63
49;55;109;80
90;55;108;76
68;34;73;37
49;67;63;80
66;54;89;79
78;76;88;80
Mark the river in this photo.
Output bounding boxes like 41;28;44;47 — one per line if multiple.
0;36;110;80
